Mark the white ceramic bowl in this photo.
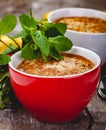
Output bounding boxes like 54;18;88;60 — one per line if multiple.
48;7;106;65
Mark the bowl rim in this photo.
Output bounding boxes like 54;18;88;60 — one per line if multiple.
48;7;106;35
9;46;101;79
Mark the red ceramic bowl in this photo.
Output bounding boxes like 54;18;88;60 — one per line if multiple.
9;46;101;123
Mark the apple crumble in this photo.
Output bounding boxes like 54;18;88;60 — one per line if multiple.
54;16;106;33
17;53;94;76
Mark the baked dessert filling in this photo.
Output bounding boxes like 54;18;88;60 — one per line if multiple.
17;53;94;76
54;16;106;33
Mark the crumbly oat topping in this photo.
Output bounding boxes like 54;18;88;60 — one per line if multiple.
17;53;94;76
54;17;106;33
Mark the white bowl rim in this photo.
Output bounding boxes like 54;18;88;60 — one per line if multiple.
9;46;101;79
48;7;106;35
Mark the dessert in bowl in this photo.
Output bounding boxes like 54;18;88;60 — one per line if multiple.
48;7;106;65
3;11;101;123
9;46;101;123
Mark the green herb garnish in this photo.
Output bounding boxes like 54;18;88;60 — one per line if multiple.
14;11;73;61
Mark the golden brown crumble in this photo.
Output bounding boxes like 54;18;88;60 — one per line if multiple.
17;53;94;76
54;17;106;33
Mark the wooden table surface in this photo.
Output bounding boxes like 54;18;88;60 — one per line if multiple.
0;92;106;130
0;0;106;130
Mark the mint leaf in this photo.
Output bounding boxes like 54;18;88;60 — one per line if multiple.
19;14;38;31
40;22;54;32
0;14;17;35
50;47;63;61
49;36;73;52
54;23;67;35
32;30;50;56
41;23;67;36
21;43;37;60
0;54;11;65
45;27;62;37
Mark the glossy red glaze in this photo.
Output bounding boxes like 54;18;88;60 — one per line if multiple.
9;46;101;123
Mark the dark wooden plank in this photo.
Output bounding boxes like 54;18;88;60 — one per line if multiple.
0;92;106;130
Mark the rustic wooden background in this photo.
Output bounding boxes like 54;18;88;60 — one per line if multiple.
0;0;106;18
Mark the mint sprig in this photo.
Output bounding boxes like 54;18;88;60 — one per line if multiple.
15;11;73;61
